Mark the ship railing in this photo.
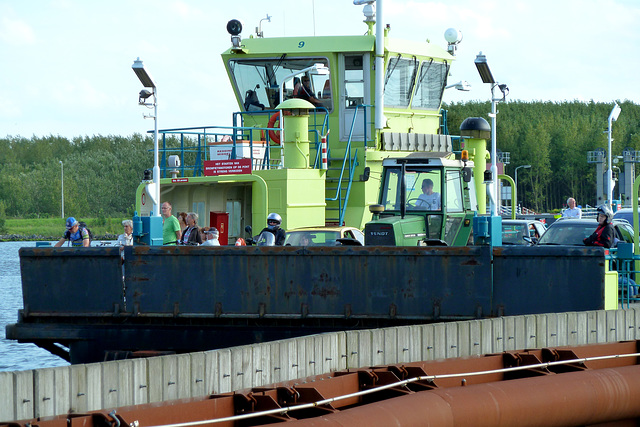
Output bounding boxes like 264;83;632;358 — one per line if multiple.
604;242;639;308
150;109;331;177
501;205;538;216
151;125;274;177
233;108;331;170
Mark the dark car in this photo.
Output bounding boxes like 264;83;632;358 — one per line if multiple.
536;218;633;246
613;208;635;226
502;219;547;245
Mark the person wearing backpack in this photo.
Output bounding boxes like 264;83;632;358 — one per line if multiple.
54;217;90;247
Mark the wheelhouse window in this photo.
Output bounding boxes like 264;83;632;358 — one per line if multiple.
384;56;418;108
344;55;364;109
227;57;332;112
412;60;449;110
380;167;442;211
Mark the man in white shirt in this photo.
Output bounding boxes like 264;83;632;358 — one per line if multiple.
415;178;441;210
562;197;582;219
201;227;220;246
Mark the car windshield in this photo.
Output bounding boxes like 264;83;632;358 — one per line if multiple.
285;231;341;246
502;223;528;245
537;222;597;245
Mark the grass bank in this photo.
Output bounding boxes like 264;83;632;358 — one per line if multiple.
1;217;129;241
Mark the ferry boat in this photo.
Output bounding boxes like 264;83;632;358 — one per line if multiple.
132;0;478;245
5;1;618;365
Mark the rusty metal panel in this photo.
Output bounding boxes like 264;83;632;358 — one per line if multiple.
123;245;492;320
492;246;606;316
19;247;123;314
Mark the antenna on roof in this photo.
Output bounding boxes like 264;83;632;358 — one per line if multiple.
256;14;271;38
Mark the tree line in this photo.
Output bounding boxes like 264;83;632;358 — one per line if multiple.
0;100;638;219
444;100;640;212
0;134;152;219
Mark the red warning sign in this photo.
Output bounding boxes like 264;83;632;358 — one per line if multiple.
204;158;252;176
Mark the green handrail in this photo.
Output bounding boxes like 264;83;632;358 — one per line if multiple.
498;174;516;219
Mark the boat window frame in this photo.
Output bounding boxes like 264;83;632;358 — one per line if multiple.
227;56;333;112
411;59;449;111
383;55;419;108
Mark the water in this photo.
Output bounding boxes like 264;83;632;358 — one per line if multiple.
0;241;70;372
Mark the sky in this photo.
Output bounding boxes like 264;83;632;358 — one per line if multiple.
1;0;639;139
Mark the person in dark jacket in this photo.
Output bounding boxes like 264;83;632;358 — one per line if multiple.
259;212;286;246
179;212;203;245
584;205;615;248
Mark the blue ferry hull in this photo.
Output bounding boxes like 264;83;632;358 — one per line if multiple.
6;245;607;363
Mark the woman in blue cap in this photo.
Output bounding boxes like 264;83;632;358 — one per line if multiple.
54;217;90;247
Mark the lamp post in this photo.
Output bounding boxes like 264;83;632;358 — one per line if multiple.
607;103;622;208
474;52;509;217
132;57;160;217
515;164;531;211
59;161;64;218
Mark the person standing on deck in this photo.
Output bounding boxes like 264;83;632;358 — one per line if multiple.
179;212;203;245
54;217;90;247
201;227;221;246
117;219;134;246
161;202;181;245
562;197;582;219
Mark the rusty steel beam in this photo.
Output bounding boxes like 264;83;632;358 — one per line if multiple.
284;365;640;426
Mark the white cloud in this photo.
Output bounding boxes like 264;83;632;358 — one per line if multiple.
171;1;197;19
0;93;21;117
0;17;36;46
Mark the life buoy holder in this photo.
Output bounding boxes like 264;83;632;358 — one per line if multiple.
267;111;290;145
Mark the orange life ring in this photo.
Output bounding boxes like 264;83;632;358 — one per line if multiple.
267;111;291;145
267;112;281;145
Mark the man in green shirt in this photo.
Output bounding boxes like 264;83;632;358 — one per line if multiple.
161;201;181;245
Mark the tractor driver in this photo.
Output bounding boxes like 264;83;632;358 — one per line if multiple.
415;179;441;210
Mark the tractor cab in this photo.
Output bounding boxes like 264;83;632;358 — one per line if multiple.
364;152;477;246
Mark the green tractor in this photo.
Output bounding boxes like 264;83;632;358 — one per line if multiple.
364;152;477;246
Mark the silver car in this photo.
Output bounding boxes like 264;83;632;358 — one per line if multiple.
536;218;633;246
502;219;547;245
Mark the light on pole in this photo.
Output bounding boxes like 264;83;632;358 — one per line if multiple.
445;80;471;91
514;164;531;209
474;52;509;217
59;160;64;218
607;102;622;208
132;57;160;217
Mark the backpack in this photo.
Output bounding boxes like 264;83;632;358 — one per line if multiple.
78;221;93;243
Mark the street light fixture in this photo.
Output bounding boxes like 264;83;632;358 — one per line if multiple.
515;164;531;210
474;52;494;84
132;57;160;217
59;161;64;218
474;51;509;217
607;102;622;208
445;80;471;91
